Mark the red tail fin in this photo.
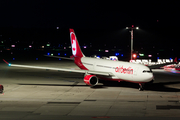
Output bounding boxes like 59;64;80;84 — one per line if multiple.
69;29;84;58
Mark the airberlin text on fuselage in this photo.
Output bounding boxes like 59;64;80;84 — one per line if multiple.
115;66;133;74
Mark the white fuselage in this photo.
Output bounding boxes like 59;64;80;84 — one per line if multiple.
81;57;154;83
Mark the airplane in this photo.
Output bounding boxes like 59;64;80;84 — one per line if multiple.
2;29;177;91
163;64;180;73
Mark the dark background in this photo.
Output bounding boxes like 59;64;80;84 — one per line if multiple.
0;1;180;61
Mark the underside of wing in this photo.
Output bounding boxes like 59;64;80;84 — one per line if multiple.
7;63;113;76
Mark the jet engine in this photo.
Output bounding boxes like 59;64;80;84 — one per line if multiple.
84;75;98;86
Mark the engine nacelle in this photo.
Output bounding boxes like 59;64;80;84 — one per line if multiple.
84;75;98;86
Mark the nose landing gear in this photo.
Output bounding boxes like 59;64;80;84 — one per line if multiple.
139;83;144;91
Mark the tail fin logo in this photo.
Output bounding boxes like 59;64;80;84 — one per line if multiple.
70;32;77;56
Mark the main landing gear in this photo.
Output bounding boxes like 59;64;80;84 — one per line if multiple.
139;83;144;91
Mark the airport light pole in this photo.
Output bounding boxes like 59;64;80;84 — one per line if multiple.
126;25;139;60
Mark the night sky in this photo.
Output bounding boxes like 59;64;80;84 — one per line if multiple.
0;1;180;58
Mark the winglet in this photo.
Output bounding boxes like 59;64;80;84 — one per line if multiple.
2;59;11;66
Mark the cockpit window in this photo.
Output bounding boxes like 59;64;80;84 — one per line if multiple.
143;70;152;73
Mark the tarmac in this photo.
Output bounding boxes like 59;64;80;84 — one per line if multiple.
0;60;180;120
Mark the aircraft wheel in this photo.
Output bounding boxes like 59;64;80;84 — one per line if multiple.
139;87;143;91
139;83;144;91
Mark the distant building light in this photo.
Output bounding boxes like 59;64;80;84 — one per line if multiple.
139;53;144;56
1;41;3;43
11;45;15;47
11;52;13;54
148;55;152;57
64;47;66;49
51;53;53;56
84;46;87;48
29;45;32;48
47;44;50;46
57;27;59;29
41;46;44;48
105;50;109;52
69;46;71;48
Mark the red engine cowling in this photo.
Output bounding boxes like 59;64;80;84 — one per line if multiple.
84;75;98;86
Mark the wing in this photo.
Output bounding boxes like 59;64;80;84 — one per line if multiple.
3;59;113;76
44;55;74;60
148;57;178;69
